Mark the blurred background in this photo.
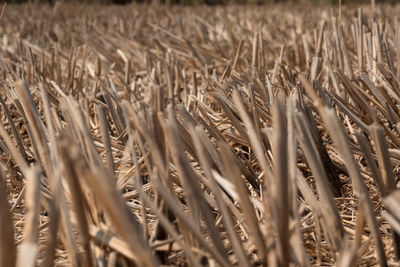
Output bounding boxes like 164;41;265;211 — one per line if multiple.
6;0;397;5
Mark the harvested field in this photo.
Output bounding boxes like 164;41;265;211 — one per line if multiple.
2;2;400;266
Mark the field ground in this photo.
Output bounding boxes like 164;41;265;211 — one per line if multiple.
2;2;400;266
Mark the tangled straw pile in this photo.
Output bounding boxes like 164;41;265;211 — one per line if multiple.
2;2;400;266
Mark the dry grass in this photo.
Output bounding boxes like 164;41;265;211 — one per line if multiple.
1;2;400;266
